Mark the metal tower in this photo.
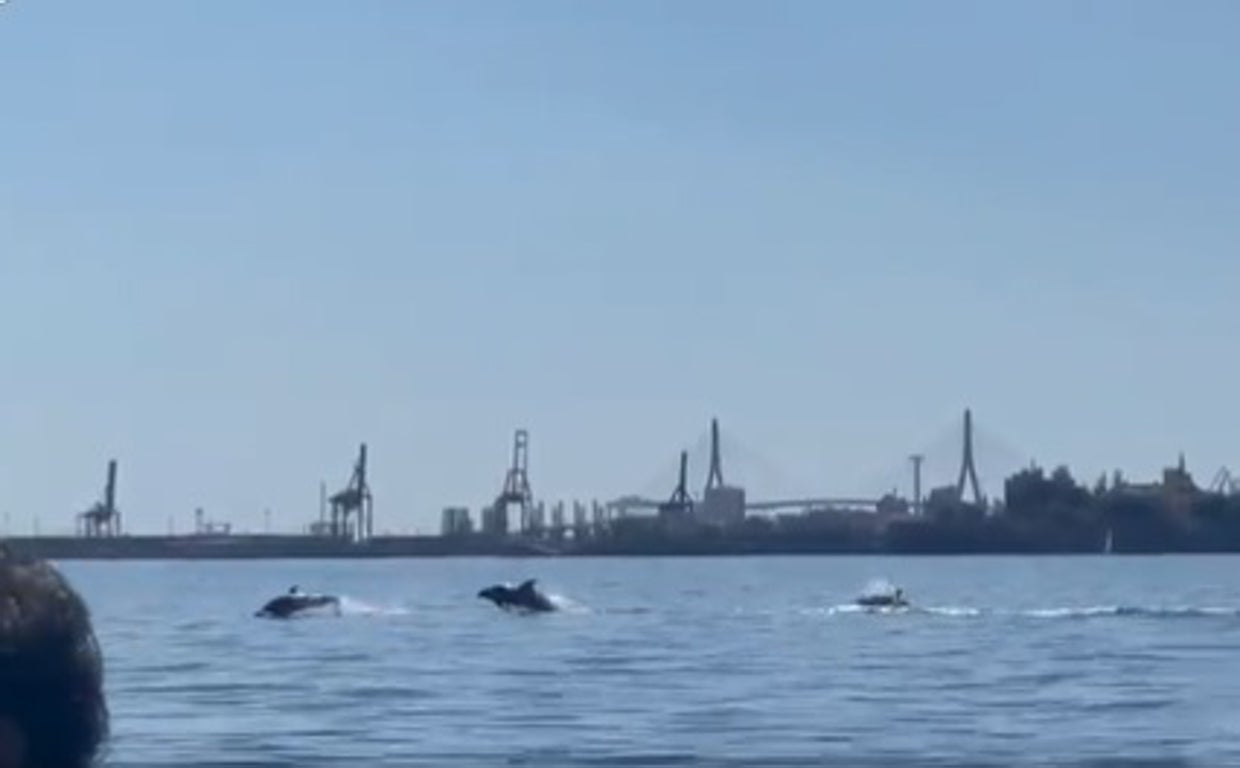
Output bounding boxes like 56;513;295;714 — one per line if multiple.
329;443;373;542
497;429;533;532
77;460;120;538
955;409;983;504
704;417;725;494
659;450;694;518
909;453;924;515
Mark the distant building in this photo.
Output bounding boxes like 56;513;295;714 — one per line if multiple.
480;504;508;535
609;496;652;520
875;493;910;519
527;502;547;532
611;513;664;537
1112;453;1199;519
440;507;473;536
309;520;332;536
193;507;232;536
924;485;985;523
657;502;693;523
778;506;876;533
925;486;961;513
697;485;746;525
572;501;589;535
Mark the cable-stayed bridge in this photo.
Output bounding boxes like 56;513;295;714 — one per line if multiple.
608;409;1031;517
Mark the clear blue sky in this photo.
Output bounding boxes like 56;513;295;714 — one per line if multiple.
2;2;1237;534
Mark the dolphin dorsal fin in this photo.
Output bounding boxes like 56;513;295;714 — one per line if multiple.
516;579;537;594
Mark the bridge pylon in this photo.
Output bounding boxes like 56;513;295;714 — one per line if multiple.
703;417;725;495
955;408;984;505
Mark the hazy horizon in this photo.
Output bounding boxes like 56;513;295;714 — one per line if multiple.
2;2;1237;534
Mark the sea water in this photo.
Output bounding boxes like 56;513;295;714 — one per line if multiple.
65;556;1240;767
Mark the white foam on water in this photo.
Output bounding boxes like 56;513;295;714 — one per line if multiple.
819;603;918;617
804;602;1240;621
547;592;591;614
920;605;983;618
1023;606;1114;619
337;596;410;617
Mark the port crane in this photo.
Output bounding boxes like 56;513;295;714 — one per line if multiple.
485;429;533;534
328;443;372;541
658;450;694;518
77;460;120;538
1210;467;1237;495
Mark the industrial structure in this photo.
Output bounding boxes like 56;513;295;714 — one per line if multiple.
64;413;995;548
76;460;120;538
1210;467;1237;495
610;414;928;520
955;408;984;504
698;418;746;524
482;429;532;535
193;507;232;536
33;405;1240;560
372;410;996;543
441;427;613;541
909;454;925;516
325;443;373;541
657;450;694;520
918;408;988;515
441;506;472;536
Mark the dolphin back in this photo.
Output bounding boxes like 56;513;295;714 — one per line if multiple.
257;595;295;617
517;580;555;612
256;593;339;618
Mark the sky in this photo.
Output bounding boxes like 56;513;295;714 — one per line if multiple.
1;1;1238;534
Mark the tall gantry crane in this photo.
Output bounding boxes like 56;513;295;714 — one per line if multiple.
77;460;120;538
329;443;373;541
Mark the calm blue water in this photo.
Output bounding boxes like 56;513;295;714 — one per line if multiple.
62;556;1240;767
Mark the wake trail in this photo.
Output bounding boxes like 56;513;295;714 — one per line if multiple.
811;604;1240;620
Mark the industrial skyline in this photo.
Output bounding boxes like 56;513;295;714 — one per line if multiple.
27;409;1235;538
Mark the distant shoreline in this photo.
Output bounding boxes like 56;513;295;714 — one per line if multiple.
7;529;1240;560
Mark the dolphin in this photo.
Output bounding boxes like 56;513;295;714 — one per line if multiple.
477;579;557;613
855;587;909;610
255;585;342;619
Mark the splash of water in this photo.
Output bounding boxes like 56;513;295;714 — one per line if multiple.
547;592;591;614
337;596;410;617
920;605;983;618
859;578;899;598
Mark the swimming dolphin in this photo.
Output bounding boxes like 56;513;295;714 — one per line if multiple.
255;585;342;619
477;579;556;613
856;587;910;610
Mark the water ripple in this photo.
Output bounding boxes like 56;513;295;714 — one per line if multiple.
60;557;1240;767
